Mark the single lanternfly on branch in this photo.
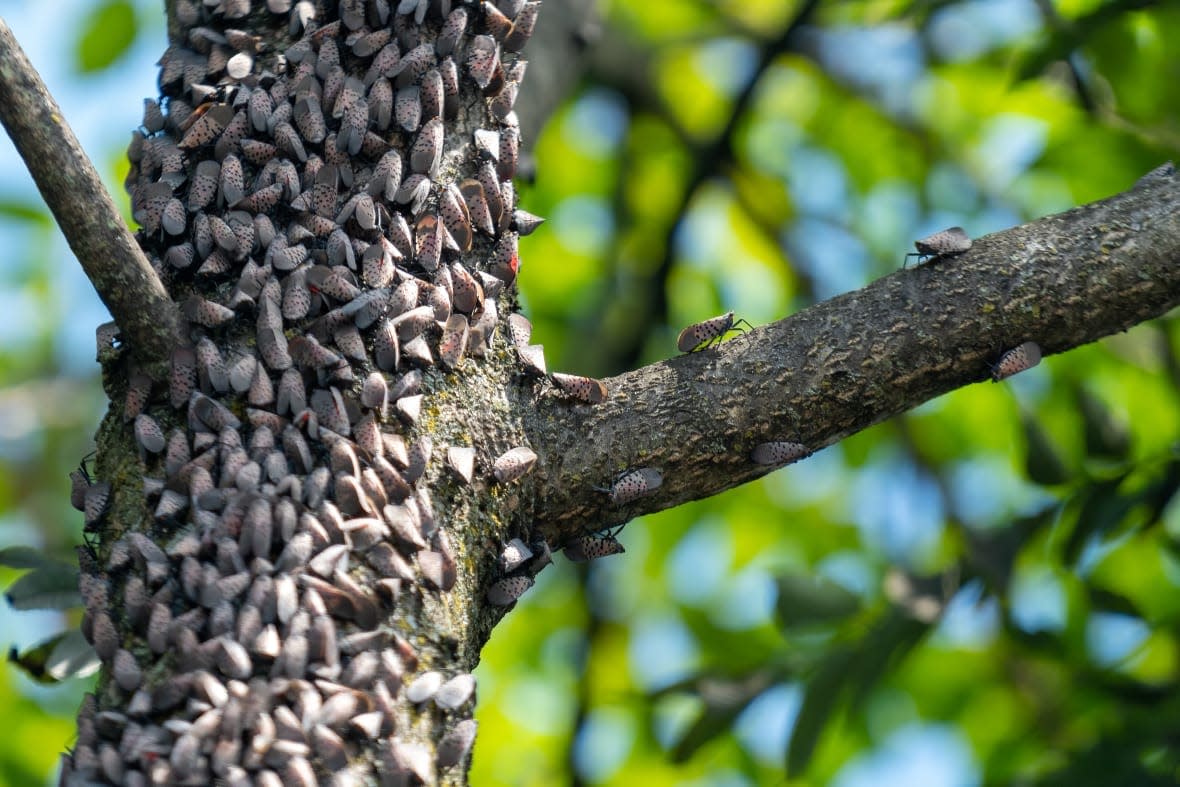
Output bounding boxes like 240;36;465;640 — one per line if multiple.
677;311;753;353
596;468;663;505
903;226;972;267
991;341;1042;381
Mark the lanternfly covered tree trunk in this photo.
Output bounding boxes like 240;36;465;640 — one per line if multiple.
0;0;1177;785
57;1;547;784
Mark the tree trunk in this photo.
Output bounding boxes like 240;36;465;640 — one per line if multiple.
62;1;543;784
0;0;1170;785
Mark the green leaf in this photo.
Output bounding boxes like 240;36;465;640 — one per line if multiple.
75;0;137;74
5;562;81;610
1022;411;1072;486
775;572;863;629
1078;388;1131;461
670;674;773;762
8;630;98;683
46;629;101;681
786;609;930;777
0;545;55;570
786;646;856;777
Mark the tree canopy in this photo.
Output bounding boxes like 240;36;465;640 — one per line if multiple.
1;1;1179;785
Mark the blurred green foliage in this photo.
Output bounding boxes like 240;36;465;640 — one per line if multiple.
1;0;1179;785
75;1;138;73
480;0;1180;785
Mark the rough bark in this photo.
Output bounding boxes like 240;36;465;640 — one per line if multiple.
3;0;1176;784
527;166;1180;537
60;1;539;785
0;19;185;367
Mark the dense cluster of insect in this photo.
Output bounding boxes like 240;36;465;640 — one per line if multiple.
485;537;549;606
991;341;1042;381
62;1;559;784
677;311;752;353
902;226;972;267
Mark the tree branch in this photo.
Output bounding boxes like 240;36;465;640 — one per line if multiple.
527;166;1180;537
0;18;184;367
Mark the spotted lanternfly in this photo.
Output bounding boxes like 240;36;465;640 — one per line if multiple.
440;56;460;118
447;445;475;485
69;456;98;517
438;719;478;769
490;80;518;121
419;68;443;123
397;174;432;214
603;468;663;505
184;295;235;328
498;124;519;181
219;153;246;207
437;7;468;56
513;209;545;236
564;533;625;563
493;446;537;484
991;341;1042;381
364;42;400;87
439;314;469;370
511;343;544;378
503;2;539;50
751;441;810;467
83;481;112;531
134;414;166;455
550;372;607;404
441;185;473;252
450;262;483;314
486;575;532;606
411;118;443;176
435;673;476;711
369;77;394;131
677;311;752;353
170;347;197;409
141;97;164;133
370;150;403;202
490;231;519;282
415;214;443;272
507;312;532;349
239;138;277;166
293;95;328;146
394;42;436;88
477;161;504;226
373;319;400;371
274;120;308;162
178;103;233;149
499;538;534;573
188;160;220;213
484;2;514;41
903;226;971;267
460;179;494;236
466;35;500;92
123;371;152;422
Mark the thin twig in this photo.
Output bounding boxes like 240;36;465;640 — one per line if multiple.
0;18;184;368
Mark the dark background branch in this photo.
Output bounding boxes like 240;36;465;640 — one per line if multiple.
0;18;184;367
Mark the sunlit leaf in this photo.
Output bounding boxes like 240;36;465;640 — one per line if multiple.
5;563;81;610
1078;388;1131;461
0;546;54;570
46;629;101;681
1022;411;1072;486
75;0;138;73
775;572;862;629
786;645;855;777
8;630;99;683
670;673;774;762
